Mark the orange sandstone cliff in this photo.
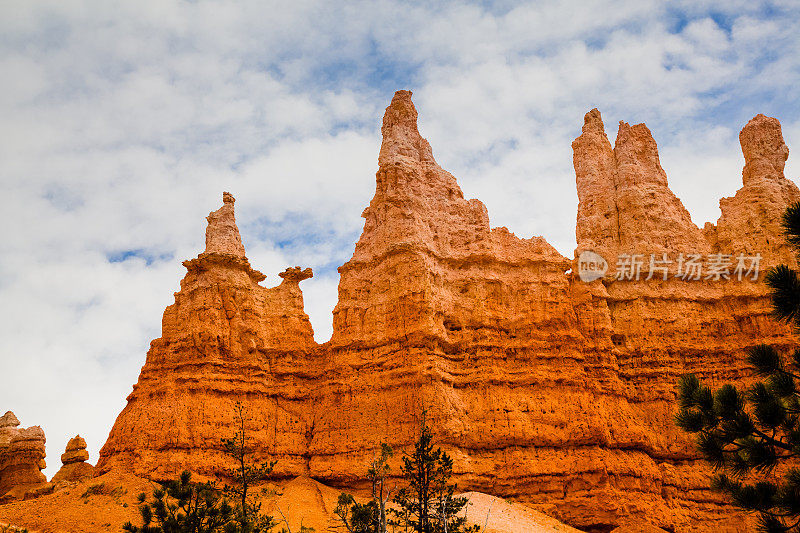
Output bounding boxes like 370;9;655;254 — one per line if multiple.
96;91;799;532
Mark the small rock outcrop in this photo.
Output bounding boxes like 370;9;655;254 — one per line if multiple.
51;435;95;485
0;411;50;501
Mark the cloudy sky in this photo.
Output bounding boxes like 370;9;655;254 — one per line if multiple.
1;0;799;478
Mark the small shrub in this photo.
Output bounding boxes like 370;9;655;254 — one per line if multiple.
81;482;106;498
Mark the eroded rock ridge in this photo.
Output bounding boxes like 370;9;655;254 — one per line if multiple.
97;92;799;532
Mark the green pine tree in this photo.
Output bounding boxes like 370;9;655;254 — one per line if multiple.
389;410;478;533
122;470;236;533
676;201;800;532
222;401;278;533
334;443;394;533
334;494;380;533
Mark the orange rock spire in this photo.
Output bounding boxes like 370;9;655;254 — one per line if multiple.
573;109;707;269
205;191;246;257
709;113;799;265
378;89;436;166
740;113;790;187
97;193;316;479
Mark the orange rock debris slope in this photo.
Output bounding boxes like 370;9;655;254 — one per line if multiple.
84;91;799;531
0;471;580;533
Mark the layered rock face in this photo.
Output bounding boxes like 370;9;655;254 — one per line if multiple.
97;193;317;479
97;92;799;532
51;435;95;485
570;109;799;530
0;412;48;500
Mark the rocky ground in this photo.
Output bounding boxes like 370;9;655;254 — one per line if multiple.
0;472;585;533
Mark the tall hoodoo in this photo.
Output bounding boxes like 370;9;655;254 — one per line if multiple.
574;110;707;269
711;114;800;266
378;89;436;167
740;113;790;187
572;108;619;259
612;120;706;254
97;193;316;479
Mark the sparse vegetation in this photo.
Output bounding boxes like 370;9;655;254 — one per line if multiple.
222;401;278;533
0;523;29;533
677;201;800;532
82;482;107;498
121;470;235;533
81;482;126;501
389;410;478;533
334;443;394;533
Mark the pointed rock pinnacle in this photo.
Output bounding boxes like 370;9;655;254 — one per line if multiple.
740;113;790;186
205;192;246;257
614;121;668;187
582;108;605;135
378;90;435;167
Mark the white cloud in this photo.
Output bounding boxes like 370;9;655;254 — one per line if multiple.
1;0;799;478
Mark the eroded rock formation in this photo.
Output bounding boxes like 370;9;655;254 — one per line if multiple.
97;92;799;532
709;113;800;267
97;192;316;479
51;436;94;485
0;412;49;501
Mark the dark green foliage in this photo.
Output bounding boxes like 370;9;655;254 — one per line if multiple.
766;265;800;327
389;411;479;533
122;470;236;533
334;443;393;533
783;201;800;250
334;494;380;533
676;200;800;532
222;401;277;533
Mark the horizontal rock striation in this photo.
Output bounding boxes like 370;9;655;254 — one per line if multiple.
0;412;48;501
97;192;317;480
51;435;94;485
97;92;799;532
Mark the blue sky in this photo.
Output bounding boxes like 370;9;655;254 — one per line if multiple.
1;0;799;478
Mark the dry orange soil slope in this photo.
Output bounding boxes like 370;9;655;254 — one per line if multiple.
0;471;583;533
2;90;798;532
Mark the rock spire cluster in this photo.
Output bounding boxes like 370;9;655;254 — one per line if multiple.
95;91;800;532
